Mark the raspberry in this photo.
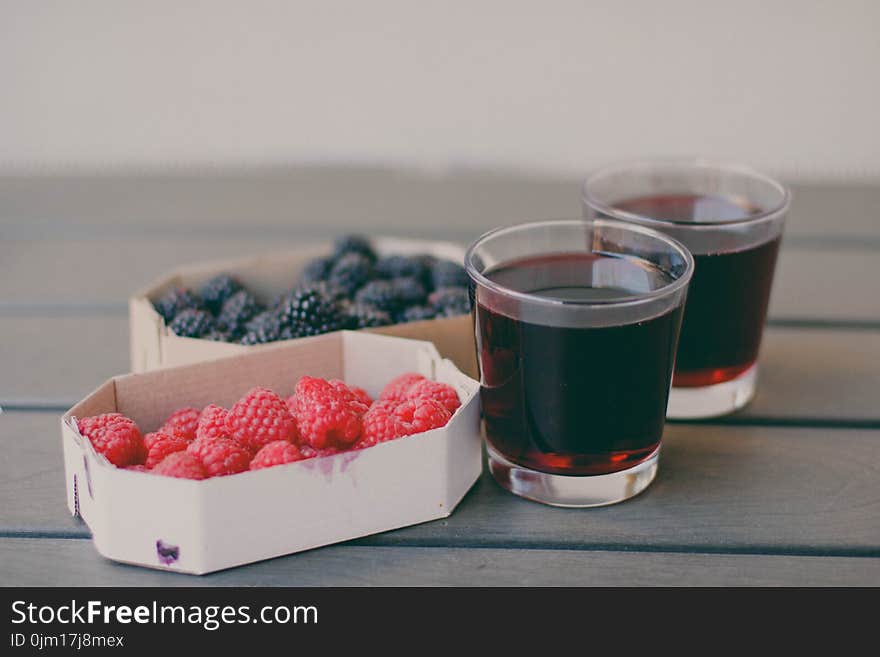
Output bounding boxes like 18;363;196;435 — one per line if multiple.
145;431;190;469
329;380;373;406
249;440;310;470
143;431;163;451
154;287;203;324
397;398;452;433
299;445;341;459
288;376;368;449
169;309;215;338
160;407;200;442
196;404;230;442
379;373;426;402
228;387;298;453
355;400;398;448
187;436;251;477
406;379;462;414
200;274;242;315
152;452;207;480
78;413;145;467
358;397;451;447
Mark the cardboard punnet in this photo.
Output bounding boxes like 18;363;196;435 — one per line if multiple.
62;331;482;575
130;237;477;377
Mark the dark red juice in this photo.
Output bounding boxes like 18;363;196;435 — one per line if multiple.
615;194;781;387
614;193;762;223
474;253;683;476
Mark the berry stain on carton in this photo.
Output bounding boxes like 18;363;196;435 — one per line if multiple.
156;540;180;565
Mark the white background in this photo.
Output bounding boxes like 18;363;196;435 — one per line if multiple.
2;0;878;180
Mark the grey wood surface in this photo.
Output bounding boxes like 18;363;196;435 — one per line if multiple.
0;316;128;407
1;169;879;243
1;171;878;586
4;412;879;555
3;323;877;422
3;239;878;323
2;539;878;587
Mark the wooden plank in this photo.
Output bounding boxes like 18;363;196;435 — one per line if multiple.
0;316;128;407
0;169;573;240
743;327;880;421
1;172;878;242
4;412;879;553
0;238;296;309
2;318;877;420
772;248;879;322
785;183;880;243
0;413;83;535
1;539;878;586
385;423;880;553
3;240;878;324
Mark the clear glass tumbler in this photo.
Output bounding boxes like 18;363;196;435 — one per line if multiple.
465;219;693;507
582;159;790;419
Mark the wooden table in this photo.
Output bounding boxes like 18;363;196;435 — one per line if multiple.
2;168;878;586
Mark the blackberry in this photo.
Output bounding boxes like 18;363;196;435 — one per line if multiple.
332;234;377;263
390;277;427;307
375;255;428;282
169;309;215;338
279;324;306;340
240;311;283;345
354;280;397;313
319;281;349;303
328;253;374;295
299;256;334;285
401;305;437;323
431;260;469;289
154;287;203;323
355;277;426;314
345;303;393;329
203;329;233;342
200;275;242;315
275;281;346;309
429;286;471;316
216;290;263;337
277;284;346;336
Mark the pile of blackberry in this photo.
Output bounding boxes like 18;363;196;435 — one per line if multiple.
152;235;472;344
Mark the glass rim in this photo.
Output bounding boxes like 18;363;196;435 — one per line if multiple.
464;218;694;312
581;157;792;228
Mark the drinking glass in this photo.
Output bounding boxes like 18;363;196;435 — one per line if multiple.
582;159;790;418
465;219;693;507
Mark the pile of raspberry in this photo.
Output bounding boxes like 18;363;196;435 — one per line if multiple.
76;373;461;480
153;234;472;344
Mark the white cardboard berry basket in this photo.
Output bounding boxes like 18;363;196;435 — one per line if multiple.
61;331;482;575
129;236;477;378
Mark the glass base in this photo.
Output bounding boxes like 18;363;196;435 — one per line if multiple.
486;445;659;508
666;363;758;419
